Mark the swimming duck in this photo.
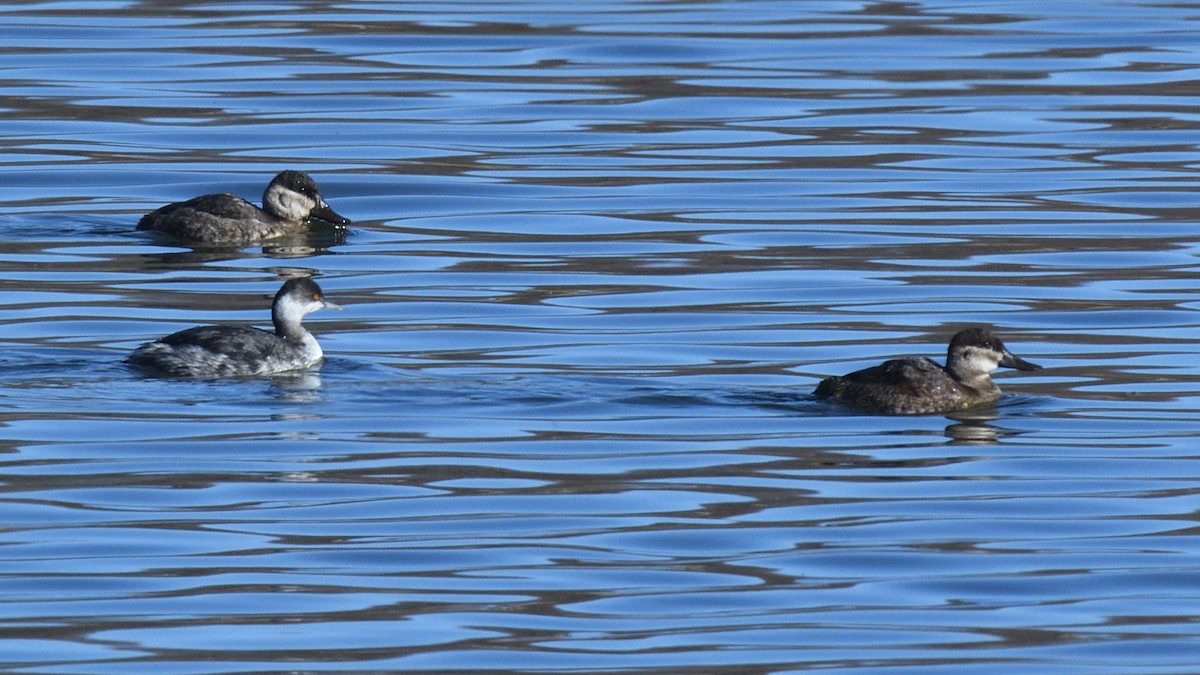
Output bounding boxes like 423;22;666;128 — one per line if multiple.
814;327;1041;414
128;277;341;377
137;170;349;243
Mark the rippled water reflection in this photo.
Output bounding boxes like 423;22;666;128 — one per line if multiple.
3;0;1200;672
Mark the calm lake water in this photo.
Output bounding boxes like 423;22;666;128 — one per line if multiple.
3;0;1200;672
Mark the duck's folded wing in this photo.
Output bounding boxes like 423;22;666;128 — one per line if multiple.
168;193;259;219
840;357;937;385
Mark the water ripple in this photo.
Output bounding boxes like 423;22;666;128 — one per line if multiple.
2;0;1200;672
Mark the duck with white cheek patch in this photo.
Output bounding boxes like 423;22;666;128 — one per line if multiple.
137;170;350;244
814;327;1042;414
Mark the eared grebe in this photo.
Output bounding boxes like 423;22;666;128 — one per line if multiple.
137;170;350;243
129;278;341;377
814;327;1041;414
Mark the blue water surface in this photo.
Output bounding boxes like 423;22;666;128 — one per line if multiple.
1;0;1200;672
